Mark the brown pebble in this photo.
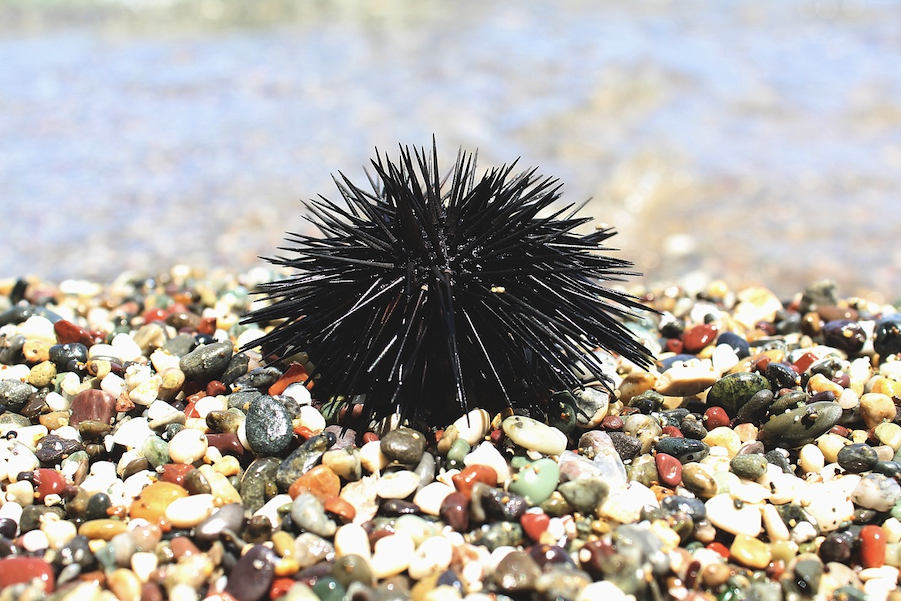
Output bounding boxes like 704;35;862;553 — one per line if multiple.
69;390;117;427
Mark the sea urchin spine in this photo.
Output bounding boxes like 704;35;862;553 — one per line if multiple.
243;143;655;424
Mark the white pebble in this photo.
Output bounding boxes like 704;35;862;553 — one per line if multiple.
89;343;122;362
165;493;215;528
463;441;511;483
576;580;632;601
334;523;371;560
502;415;567;455
761;504;790;542
791;521;818;544
712;344;740;374
704;493;762;537
408;535;454;580
21;529;50;552
376;470;421;500
297;404;326;433
0;364;32;382
254;493;293;528
168;428;208;464
17;315;56;344
123;471;156;501
798;444;825;474
146;399;181;422
369;533;415;579
5;480;35;505
129;376;162;406
111;333;143;362
150;349;180;372
131;551;158;583
0;500;23;523
194;395;227;418
101;372;126;398
42;517;77;550
600;482;658;524
15;425;49;450
412;481;456;517
5;442;39;478
453;409;491;446
113;417;154;448
45;391;71;412
360;440;388;474
282;382;312;405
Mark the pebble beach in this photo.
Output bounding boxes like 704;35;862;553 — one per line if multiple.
1;267;900;601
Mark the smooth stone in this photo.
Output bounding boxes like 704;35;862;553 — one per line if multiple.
860;525;887;569
277;433;336;490
463;441;511;483
240;457;281;514
179;340;234;381
245;395;294;456
408;535;453;580
607;432;642;462
68;389;117;426
655;453;682;487
470;482;529;522
452;408;492;446
508;458;560;505
195;502;246;541
654;364;718;397
572;387;610;428
493;550;542;592
0;556;55;592
622;414;662;454
502;415;567;455
734;389;775;425
822;320;866;353
875;318;901;358
759;401;843;449
376;470;421;500
369;534;415;579
860;393;897;429
837;443;879;473
288;464;342;502
129;482;188;523
334;523;371;560
380;427;427;465
164;493;215;528
805;480;857;532
291;493;337;537
34;433;83;464
438;491;469;531
730;534;771;569
852;474;901;512
655;437;709;464
718;332;751;359
339;477;380;524
224;544;276;601
557;476;609;516
599;481;658;524
78;518;129;541
168;428;208;464
704;493;762;537
0;379;33;412
683;323;719;353
331;554;374;589
706;372;771;417
730;453;768;480
322;447;362;482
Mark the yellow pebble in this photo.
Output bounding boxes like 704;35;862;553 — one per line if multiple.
211;455;241;477
275;558;301;577
876;423;901;451
872;377;901;398
22;339;50;363
703;426;741;457
807;373;844;397
816;433;850;464
730;534;772;569
769;540;799;563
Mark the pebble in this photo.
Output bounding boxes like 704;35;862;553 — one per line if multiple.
502;415;567;455
759;401;843;448
164;493;215;528
245;395;294;455
380;427;427;465
179;340;234;382
705;493;762;537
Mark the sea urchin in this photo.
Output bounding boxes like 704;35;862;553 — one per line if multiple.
243;143;654;425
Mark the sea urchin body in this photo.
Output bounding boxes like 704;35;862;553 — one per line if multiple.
243;144;654;425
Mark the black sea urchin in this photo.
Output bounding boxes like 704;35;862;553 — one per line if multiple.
243;144;654;425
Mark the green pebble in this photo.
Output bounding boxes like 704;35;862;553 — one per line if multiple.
141;435;170;469
729;453;768;480
547;391;578;434
312;576;346;601
28;361;57;388
508;458;560;505
446;438;470;469
557;476;608;516
707;372;770;416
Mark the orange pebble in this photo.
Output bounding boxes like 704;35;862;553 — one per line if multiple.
288;465;341;501
129;482;188;523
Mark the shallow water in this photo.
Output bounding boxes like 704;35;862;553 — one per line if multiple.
2;0;901;300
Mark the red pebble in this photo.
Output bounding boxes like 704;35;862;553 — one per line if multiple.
521;512;551;541
704;407;731;429
142;307;168;324
269;363;313;396
452;465;499;499
0;556;55;592
860;525;887;568
158;464;195;486
293;425;315;440
661;426;683;438
707;541;730;559
53;319;93;346
489;428;505;444
655;453;683;487
792;351;818;374
666;338;684;354
362;432;379;444
183;400;201;419
206;380;227;397
33;468;67;501
682;323;719;354
600;415;624;431
197;316;218;336
270;578;296;600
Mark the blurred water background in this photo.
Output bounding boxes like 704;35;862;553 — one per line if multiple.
2;0;901;301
